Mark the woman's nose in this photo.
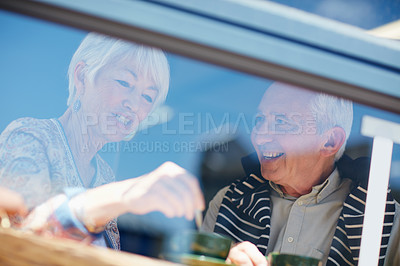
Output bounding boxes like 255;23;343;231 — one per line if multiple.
122;95;139;112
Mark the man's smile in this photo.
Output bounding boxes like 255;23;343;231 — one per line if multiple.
262;152;285;160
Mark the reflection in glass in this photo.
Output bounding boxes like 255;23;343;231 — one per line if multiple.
1;7;399;265
201;83;400;265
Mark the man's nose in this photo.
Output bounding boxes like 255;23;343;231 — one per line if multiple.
253;123;275;145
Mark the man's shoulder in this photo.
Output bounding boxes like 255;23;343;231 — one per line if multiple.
215;185;230;200
395;199;400;216
241;152;261;177
227;175;252;189
336;154;371;186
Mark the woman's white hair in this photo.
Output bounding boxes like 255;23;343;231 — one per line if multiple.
67;32;170;110
309;93;353;161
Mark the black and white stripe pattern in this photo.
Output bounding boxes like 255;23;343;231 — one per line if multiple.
214;175;395;266
214;174;271;255
327;186;395;266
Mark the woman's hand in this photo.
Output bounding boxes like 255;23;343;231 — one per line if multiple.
0;186;28;216
18;161;205;239
0;186;28;228
65;161;205;231
21;194;66;234
226;241;268;266
22;194;95;242
121;161;205;220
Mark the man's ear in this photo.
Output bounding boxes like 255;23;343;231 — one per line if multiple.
74;61;86;95
320;127;346;157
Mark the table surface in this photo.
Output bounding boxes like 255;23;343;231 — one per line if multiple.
0;228;181;266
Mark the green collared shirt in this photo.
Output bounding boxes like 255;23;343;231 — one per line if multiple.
267;168;351;264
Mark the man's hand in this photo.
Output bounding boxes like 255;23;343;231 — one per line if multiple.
122;161;205;220
226;241;268;266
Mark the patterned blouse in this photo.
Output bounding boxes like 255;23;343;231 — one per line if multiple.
0;117;120;250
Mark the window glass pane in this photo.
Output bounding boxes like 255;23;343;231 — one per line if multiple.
1;8;399;265
267;0;400;30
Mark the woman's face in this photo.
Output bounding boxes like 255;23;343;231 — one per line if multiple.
79;58;158;143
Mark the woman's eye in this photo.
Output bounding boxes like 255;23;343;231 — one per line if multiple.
142;94;153;103
116;80;130;88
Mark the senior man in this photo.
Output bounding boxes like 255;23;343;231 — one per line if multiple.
201;82;400;266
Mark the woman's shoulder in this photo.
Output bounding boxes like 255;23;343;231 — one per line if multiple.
0;117;59;146
4;117;55;130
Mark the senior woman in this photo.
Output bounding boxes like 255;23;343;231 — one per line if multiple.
0;33;204;250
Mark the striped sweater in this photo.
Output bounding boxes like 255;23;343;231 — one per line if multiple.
214;154;395;266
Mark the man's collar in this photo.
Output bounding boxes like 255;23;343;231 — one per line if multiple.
335;154;371;187
241;152;261;177
268;168;341;203
240;152;370;200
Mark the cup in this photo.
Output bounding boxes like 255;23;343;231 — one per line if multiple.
267;252;322;266
162;230;233;262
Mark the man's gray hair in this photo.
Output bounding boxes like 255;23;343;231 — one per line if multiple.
310;93;353;161
67;32;170;110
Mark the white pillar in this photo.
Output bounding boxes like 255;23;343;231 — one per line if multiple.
359;116;400;266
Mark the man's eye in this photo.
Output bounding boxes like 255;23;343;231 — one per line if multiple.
254;115;265;128
275;116;299;133
116;80;130;88
142;94;153;103
274;114;288;123
275;118;286;124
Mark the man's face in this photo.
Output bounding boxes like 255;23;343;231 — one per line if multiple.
251;83;325;191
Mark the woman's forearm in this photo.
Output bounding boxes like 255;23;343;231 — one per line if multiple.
68;161;205;231
69;179;137;228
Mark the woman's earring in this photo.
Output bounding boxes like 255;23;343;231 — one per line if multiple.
73;96;81;112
